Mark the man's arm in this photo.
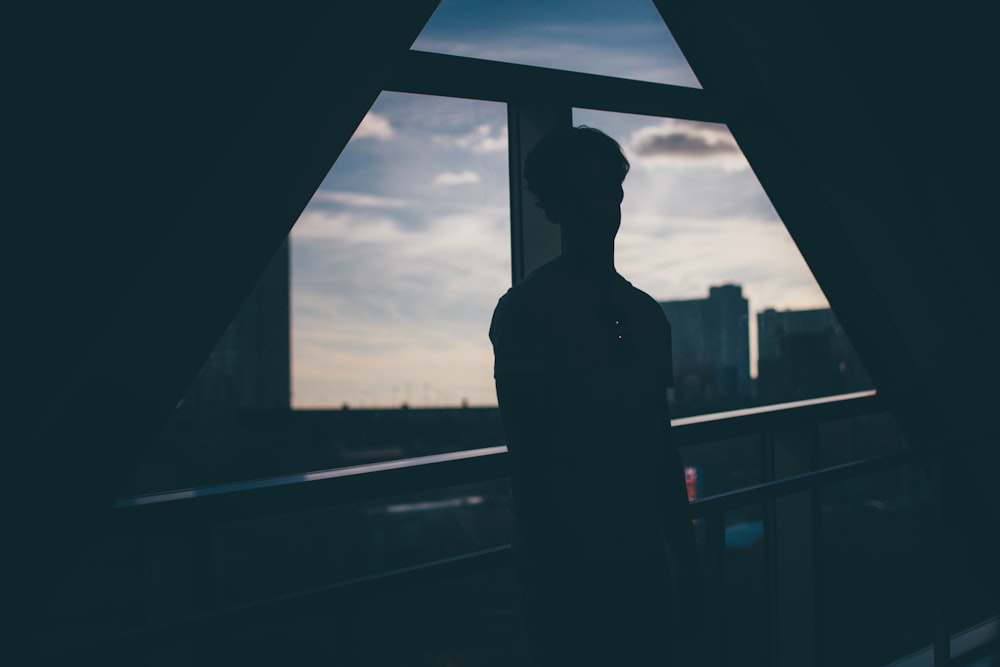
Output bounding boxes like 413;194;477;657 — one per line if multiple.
495;373;563;563
490;293;564;565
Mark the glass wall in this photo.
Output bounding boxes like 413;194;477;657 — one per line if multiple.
125;93;509;495
818;465;932;666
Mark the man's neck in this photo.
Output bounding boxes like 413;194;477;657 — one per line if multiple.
558;248;618;286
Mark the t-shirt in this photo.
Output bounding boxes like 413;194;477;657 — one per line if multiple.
490;257;675;562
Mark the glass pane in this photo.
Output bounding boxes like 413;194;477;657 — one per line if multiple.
125;92;509;495
413;0;701;88
680;435;762;498
819;465;932;666
725;504;769;667
43;478;513;642
819;411;907;468
215;479;511;607
689;505;769;667
949;533;998;637
573;108;875;417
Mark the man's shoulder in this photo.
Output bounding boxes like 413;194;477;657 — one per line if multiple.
494;261;564;312
617;278;670;325
516;259;567;294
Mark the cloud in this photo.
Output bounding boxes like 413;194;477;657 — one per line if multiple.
310;190;413;208
289;207;510;408
352;111;395;140
289;91;827;407
616;216;824;303
290;210;402;242
635;132;735;158
629;119;748;170
412;10;702;88
433;170;482;186
437;123;508;153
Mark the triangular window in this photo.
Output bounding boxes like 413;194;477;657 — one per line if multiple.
412;0;701;87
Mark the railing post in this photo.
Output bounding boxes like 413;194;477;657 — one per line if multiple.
810;421;825;667
507;101;568;284
762;431;779;666
707;511;728;667
772;424;818;667
929;452;950;666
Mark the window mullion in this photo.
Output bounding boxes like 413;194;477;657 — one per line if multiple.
507;101;570;284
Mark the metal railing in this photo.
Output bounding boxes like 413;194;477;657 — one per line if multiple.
37;390;995;665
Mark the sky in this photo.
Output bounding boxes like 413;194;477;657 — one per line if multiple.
287;0;830;409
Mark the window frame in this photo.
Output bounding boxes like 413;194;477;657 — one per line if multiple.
384;50;727;282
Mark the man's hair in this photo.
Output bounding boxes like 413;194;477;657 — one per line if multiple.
523;126;630;210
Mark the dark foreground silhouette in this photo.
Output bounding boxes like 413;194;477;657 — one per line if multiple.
490;126;705;665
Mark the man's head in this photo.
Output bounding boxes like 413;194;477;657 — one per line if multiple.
524;126;630;239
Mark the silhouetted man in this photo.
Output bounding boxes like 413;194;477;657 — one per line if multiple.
490;126;704;665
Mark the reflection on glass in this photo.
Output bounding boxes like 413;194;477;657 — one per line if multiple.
819;466;931;666
725;504;769;667
45;479;513;641
573;107;875;417
216;479;512;607
413;0;701;88
691;504;769;667
681;435;761;497
949;529;997;636
819;412;907;468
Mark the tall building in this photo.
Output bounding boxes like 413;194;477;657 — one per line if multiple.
659;284;751;412
757;307;872;403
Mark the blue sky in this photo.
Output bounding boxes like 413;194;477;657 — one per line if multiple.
287;2;828;409
411;0;700;87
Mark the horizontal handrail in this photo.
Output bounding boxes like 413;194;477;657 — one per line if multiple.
671;389;879;446
109;391;881;532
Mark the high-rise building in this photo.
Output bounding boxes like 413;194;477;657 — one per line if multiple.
659;284;751;412
757;307;872;403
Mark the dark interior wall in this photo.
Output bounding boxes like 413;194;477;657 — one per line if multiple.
810;0;1000;605
9;3;320;431
811;1;1000;426
6;1;439;655
815;1;999;290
